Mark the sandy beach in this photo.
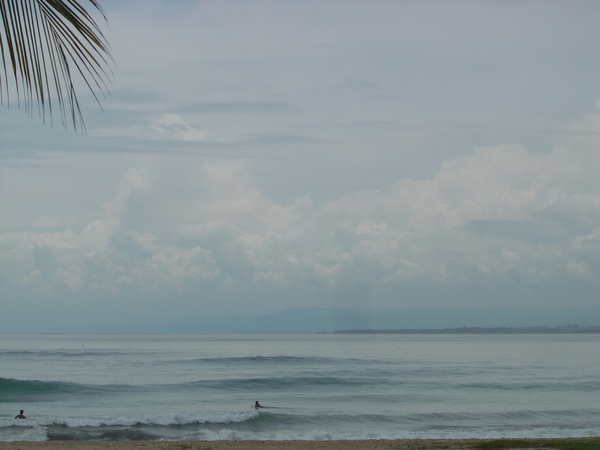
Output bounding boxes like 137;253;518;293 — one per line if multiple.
1;438;599;450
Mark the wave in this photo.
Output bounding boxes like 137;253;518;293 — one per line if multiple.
3;427;600;443
2;410;600;442
0;350;145;358
459;380;600;392
0;378;112;402
5;409;596;430
0;411;259;429
2;352;380;365
177;376;600;393
0;374;370;404
397;408;600;423
0;425;49;442
180;375;371;391
47;427;159;442
6;424;599;442
185;355;342;365
5;374;599;405
191;425;600;442
0;378;108;403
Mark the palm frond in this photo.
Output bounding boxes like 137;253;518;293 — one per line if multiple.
0;0;113;131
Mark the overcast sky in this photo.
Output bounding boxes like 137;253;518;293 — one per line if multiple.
2;1;600;332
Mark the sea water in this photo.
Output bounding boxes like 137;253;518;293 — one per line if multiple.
1;333;599;442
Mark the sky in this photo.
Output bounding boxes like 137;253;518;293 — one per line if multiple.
1;1;600;332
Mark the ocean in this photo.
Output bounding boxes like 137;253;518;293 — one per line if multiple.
1;333;599;442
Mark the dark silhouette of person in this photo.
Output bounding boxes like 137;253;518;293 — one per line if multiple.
254;401;263;408
15;410;27;419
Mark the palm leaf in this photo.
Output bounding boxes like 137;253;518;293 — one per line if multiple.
0;0;113;130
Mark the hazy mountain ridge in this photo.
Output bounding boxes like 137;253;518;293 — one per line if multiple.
175;306;600;334
335;324;600;334
29;306;600;334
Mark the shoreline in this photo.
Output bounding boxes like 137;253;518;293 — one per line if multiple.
1;438;599;450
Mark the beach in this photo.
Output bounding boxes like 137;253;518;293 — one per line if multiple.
1;439;600;450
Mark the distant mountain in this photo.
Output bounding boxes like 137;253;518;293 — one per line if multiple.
335;325;600;334
66;305;600;334
171;305;600;334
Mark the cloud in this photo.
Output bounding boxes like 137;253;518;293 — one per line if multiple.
91;113;209;143
462;220;569;243
3;130;599;317
171;101;299;115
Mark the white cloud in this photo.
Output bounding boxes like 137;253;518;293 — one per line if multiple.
92;114;208;143
103;167;149;226
3;134;600;308
151;114;209;142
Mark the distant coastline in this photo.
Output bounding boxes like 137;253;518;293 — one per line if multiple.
334;324;600;334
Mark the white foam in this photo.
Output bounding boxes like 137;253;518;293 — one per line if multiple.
0;419;36;428
189;426;600;442
0;425;48;442
28;410;259;428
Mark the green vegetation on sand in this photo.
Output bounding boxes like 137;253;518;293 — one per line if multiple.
470;438;600;450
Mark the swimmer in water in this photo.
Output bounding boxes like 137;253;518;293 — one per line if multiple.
15;410;27;419
254;401;263;408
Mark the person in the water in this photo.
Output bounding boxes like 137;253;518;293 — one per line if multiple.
15;410;27;419
254;401;263;408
